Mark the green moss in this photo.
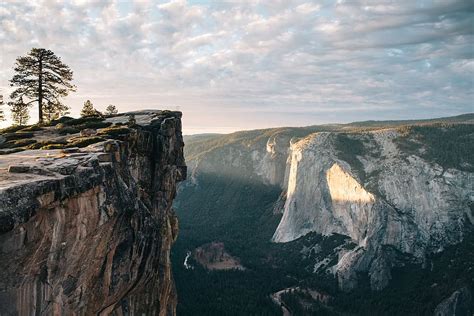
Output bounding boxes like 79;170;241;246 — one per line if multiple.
97;126;131;137
40;144;67;150
27;139;68;150
67;136;105;148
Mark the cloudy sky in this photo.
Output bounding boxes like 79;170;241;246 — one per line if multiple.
0;0;473;134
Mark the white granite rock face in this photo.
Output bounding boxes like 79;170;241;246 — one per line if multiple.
272;130;473;290
187;131;291;189
254;133;292;188
183;125;473;291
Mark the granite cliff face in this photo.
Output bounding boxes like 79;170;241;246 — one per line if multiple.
183;118;473;294
0;111;186;315
272;130;473;290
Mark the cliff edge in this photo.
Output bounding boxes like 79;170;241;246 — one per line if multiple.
0;110;186;315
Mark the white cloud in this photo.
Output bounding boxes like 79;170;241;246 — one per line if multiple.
0;0;472;132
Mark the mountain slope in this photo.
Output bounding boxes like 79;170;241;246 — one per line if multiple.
173;114;473;315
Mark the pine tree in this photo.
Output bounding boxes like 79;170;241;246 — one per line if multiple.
8;97;30;126
80;100;101;117
9;48;76;123
105;104;118;116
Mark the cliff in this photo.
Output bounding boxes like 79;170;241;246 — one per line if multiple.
272;129;473;290
181;116;473;293
0;111;186;315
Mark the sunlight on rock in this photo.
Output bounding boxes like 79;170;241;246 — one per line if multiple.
326;163;374;204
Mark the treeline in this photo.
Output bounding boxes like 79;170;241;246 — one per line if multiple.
0;48;118;126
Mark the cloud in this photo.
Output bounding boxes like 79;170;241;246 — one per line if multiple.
0;0;472;133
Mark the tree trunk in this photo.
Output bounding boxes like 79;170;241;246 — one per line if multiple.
38;57;43;123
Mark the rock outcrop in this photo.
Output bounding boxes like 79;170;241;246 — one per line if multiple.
182;119;473;292
272;130;473;290
0;111;186;315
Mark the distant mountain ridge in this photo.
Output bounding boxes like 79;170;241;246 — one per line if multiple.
174;113;473;315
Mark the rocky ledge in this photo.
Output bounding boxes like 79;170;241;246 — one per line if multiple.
0;110;186;315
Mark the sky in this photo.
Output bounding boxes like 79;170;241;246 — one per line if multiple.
0;0;473;134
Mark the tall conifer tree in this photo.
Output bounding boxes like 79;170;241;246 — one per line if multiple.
9;48;75;123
